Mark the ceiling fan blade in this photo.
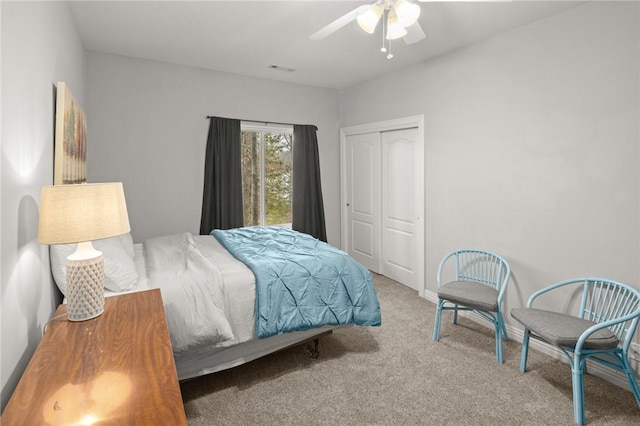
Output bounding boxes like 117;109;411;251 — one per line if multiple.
403;21;426;45
310;4;371;40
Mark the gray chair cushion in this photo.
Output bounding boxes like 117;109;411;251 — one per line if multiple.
511;308;619;349
438;280;499;312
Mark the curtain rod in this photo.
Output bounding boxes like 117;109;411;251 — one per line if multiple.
206;116;293;128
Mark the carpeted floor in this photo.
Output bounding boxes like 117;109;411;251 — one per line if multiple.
180;274;640;425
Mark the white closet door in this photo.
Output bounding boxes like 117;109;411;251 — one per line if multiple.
380;127;422;290
341;116;424;294
344;132;381;273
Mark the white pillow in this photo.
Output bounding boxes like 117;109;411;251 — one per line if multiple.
50;233;139;296
115;232;135;258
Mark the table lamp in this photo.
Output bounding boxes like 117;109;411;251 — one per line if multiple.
38;182;130;321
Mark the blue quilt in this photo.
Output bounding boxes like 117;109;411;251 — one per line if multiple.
212;227;381;338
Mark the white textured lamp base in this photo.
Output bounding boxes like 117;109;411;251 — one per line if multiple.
66;253;105;321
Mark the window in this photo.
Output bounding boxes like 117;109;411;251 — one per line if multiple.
241;124;293;227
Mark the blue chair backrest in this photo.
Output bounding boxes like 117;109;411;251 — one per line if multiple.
579;278;640;345
439;249;510;297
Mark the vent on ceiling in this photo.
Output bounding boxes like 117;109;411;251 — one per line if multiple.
268;65;295;73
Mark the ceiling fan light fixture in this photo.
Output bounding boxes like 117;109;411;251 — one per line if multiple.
357;4;383;34
386;9;408;40
394;0;420;28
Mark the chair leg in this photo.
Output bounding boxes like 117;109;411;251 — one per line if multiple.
433;299;444;341
621;356;640;407
494;319;503;364
499;311;509;341
520;329;530;373
452;304;459;324
571;357;586;425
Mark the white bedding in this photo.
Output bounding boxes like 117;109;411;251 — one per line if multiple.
120;236;256;349
145;233;234;353
119;234;335;380
103;243;150;297
191;235;256;347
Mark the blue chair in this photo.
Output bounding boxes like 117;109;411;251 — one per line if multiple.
432;249;511;363
511;278;640;425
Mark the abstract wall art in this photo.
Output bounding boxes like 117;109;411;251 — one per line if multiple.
54;81;87;185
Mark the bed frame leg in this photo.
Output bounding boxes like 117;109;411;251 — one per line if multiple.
293;330;331;359
306;338;320;359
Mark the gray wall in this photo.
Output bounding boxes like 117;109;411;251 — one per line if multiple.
341;1;639;320
1;1;86;411
86;53;342;245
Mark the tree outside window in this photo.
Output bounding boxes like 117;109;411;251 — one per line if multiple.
241;129;292;227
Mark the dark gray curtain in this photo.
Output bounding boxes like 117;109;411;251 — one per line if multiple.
292;124;327;242
200;117;243;234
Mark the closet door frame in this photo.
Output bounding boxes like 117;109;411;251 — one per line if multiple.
340;115;425;297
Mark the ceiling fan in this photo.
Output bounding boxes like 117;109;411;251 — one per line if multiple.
310;0;510;59
310;0;426;59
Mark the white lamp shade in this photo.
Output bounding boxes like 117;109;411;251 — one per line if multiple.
357;4;383;34
394;0;421;28
386;9;408;40
38;182;130;245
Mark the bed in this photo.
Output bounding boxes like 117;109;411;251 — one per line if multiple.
49;226;382;381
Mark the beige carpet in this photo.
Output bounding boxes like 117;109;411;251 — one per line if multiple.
180;274;640;425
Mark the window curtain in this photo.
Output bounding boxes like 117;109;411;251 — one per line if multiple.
292;124;327;242
200;117;243;234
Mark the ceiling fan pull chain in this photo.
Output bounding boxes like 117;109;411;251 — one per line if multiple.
380;8;387;53
382;7;393;59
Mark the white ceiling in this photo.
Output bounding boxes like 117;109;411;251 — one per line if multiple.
69;0;583;89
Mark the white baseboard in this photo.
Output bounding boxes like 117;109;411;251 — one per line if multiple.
423;289;438;304
422;290;638;393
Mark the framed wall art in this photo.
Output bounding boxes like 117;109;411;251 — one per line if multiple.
54;81;87;185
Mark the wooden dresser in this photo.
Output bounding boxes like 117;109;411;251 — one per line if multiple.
2;289;187;425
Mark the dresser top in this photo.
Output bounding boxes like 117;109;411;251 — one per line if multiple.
2;289;187;425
